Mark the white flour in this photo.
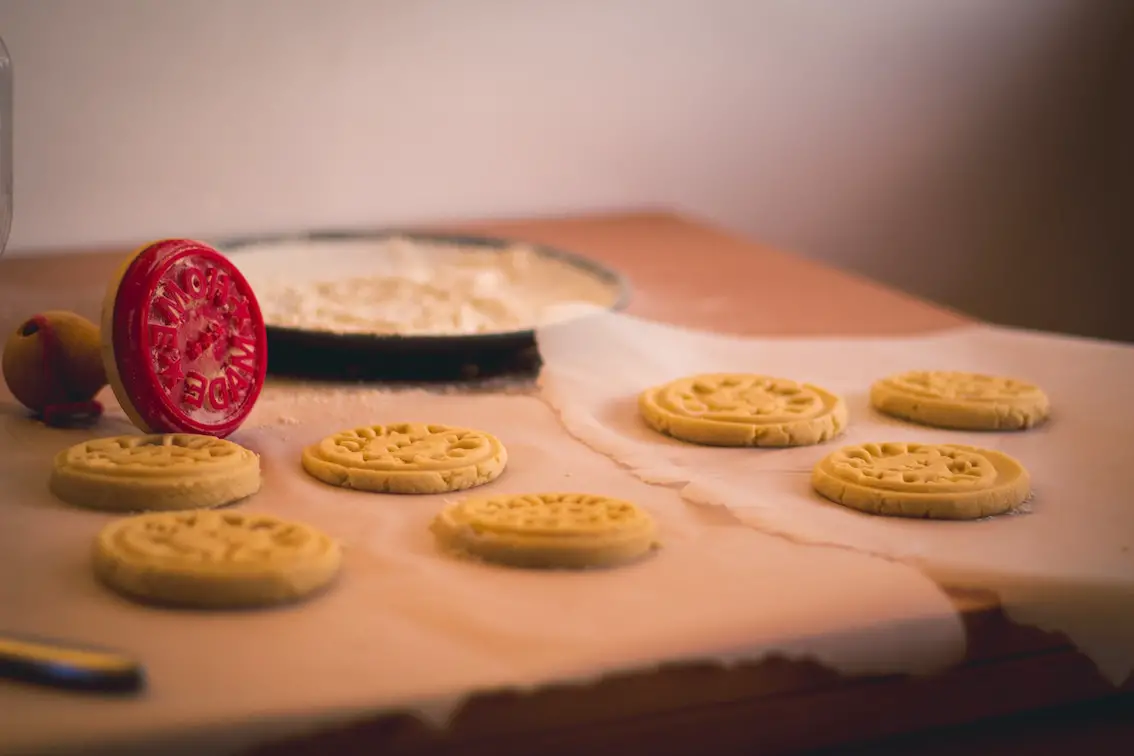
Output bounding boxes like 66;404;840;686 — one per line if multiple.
223;237;623;336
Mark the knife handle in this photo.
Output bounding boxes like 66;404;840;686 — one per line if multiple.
0;632;145;694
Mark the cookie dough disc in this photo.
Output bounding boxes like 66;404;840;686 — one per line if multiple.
870;370;1050;431
302;422;507;494
811;442;1031;520
431;492;660;569
94;510;342;608
639;373;847;447
50;434;262;512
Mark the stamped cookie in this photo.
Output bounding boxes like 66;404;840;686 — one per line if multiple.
639;373;847;447
431;492;660;569
302;422;507;494
870;370;1050;431
101;239;268;438
811;442;1031;520
50;434;261;512
93;510;342;608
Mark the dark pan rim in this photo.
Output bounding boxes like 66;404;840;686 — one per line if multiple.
211;228;632;349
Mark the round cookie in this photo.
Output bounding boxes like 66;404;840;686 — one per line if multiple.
431;492;659;569
302;422;507;494
870;370;1049;431
811;441;1031;520
50;434;261;512
93;510;341;608
101;239;268;438
639;373;847;447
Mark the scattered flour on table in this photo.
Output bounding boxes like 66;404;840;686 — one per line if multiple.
246;378;537;441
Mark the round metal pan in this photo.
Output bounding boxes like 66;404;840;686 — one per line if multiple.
213;229;631;382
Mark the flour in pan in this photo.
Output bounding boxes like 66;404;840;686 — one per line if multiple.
225;237;622;337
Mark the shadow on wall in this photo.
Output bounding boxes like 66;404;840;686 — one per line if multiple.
797;1;1133;344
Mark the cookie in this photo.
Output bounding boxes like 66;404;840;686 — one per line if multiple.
302;422;507;494
93;510;342;608
811;442;1031;520
870;370;1050;431
431;492;659;569
50;434;261;512
639;373;847;447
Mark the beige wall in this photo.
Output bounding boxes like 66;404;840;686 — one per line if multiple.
0;0;1127;340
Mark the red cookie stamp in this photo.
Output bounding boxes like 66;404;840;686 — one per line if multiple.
100;239;268;437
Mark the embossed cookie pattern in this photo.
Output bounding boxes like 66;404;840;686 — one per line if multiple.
811;442;1031;520
871;370;1050;430
431;492;660;568
94;510;341;608
639;373;847;447
50;433;261;512
302;422;507;494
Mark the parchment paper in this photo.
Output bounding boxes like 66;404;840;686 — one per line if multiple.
0;382;963;754
536;312;1134;685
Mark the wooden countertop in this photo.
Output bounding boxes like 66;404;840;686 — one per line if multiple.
1;211;1130;755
